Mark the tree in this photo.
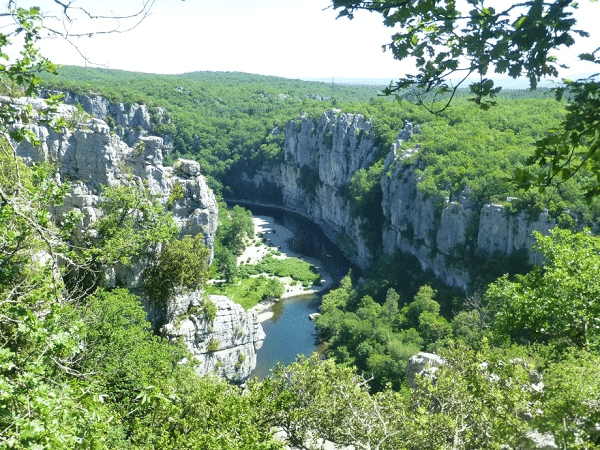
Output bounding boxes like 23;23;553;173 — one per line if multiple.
407;342;539;449
403;285;439;328
77;288;188;432
144;233;211;306
2;1;156;65
486;228;600;351
538;349;600;447
257;354;410;450
331;0;600;196
212;203;253;282
90;183;179;267
0;140;121;449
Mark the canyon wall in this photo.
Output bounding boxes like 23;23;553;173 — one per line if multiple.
9;96;263;383
42;90;170;147
380;149;555;289
236;109;556;289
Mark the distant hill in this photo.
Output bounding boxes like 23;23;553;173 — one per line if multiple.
40;66;390;105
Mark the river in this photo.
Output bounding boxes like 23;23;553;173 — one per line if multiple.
228;202;354;379
250;294;328;379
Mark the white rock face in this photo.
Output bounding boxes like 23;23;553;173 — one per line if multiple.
45;91;165;147
238;110;559;289
405;352;445;389
381;157;556;288
10;95;263;379
161;293;265;383
248;110;381;268
284;110;379;188
10;96;218;274
477;204;555;266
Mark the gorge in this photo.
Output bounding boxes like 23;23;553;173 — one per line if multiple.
5;82;596;449
228;108;557;289
22;91;565;382
5;1;600;443
9;95;265;383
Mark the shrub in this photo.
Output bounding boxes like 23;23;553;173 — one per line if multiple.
144;234;211;306
207;339;220;352
202;298;217;323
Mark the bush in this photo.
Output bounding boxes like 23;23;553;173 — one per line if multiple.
207;339;220;352
144;234;211;305
255;255;321;286
202;298;217;322
206;275;285;310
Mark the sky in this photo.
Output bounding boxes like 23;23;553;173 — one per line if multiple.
6;0;600;82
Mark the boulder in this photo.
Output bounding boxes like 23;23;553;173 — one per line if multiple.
160;293;265;383
405;352;446;389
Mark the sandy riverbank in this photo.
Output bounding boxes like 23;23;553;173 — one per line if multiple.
242;215;333;322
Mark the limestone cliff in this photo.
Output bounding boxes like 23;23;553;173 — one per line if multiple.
234;110;380;268
234;109;557;289
161;292;265;383
10;97;218;277
381;151;555;288
41;90;169;147
9;95;266;380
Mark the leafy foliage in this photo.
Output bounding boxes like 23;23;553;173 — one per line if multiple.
256;346;546;450
538;350;600;447
252;255;321;287
333;0;600;198
487;228;600;352
332;0;585;108
207;275;284;310
315;275;448;391
522;76;600;199
257;354;411;450
212;203;254;282
144;234;211;306
90;183;179;267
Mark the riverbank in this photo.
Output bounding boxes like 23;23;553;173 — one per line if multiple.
242;215;333;322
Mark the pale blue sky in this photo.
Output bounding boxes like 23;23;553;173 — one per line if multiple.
9;0;600;80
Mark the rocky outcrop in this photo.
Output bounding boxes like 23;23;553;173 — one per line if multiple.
9;96;264;380
406;351;445;389
235;110;380;268
235;109;557;289
380;136;557;288
160;292;265;383
42;90;169;147
10;97;218;280
381;156;556;288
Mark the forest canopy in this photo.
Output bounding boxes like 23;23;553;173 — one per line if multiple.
39;66;600;226
331;0;600;197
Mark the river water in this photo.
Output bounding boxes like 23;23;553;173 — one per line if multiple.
249;294;328;379
228;202;353;379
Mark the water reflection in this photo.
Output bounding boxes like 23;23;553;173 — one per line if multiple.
269;298;285;323
250;294;326;380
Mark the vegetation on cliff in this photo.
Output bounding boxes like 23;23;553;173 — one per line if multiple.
41;65;600;228
3;2;600;449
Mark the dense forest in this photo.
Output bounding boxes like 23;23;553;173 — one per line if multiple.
2;3;600;449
